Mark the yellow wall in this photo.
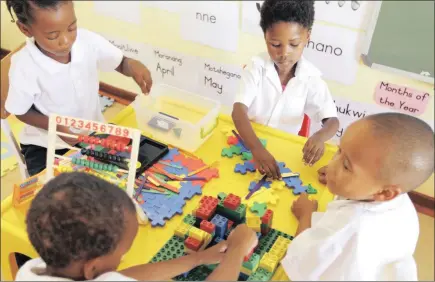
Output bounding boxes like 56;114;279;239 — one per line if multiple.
1;1;433;197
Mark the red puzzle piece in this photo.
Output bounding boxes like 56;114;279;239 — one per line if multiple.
227;136;238;145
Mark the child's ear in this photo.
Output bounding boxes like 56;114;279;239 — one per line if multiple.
372;185;402;202
16;21;32;38
307;29;311;42
83;258;99;280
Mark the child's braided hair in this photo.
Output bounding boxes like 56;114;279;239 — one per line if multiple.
26;172;136;268
6;0;65;24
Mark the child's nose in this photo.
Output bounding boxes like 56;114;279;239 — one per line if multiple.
59;34;70;46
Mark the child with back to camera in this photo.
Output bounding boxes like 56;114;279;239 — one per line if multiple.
232;0;339;180
5;0;153;176
16;172;259;281
281;113;434;280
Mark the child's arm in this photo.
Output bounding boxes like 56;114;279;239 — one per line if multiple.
303;117;339;166
232;103;281;179
291;193;318;236
16;108;77;145
115;56;153;94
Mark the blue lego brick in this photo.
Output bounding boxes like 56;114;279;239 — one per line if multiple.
211;214;228;238
235;161;256;175
162;148;180;161
164;161;189;176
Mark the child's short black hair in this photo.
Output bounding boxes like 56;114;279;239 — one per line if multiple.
6;0;66;25
26;172;136;269
260;0;315;33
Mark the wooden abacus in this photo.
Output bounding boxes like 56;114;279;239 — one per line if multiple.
46;113;148;225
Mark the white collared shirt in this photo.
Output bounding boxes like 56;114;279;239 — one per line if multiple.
281;194;420;281
234;53;337;135
5;28;123;149
15;258;136;281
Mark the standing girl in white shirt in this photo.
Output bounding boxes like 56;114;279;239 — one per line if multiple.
5;0;152;176
232;0;339;179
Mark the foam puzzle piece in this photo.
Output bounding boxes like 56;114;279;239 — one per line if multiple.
277;162;291;174
241;151;253;161
221;146;242;158
162;148;180;161
179;182;203;200
99;95;115;112
245;188;278;207
235;161;256;175
173;154;206;171
293;185;309;195
227;136;238;145
283;176;302;189
270;181;286;191
250;202;267;217
306;184;318;194
164;161;189;176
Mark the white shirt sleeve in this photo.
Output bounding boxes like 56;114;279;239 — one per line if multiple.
281;206;360;281
85;30;124;72
5;55;39;115
304;77;337;123
234;62;261;108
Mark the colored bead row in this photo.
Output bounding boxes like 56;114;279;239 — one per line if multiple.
77;135;132;152
80;148;124;163
71;157;119;172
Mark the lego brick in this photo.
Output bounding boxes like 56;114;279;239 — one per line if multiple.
239;272;250;280
246;214;262;232
223;193;241;210
261;209;273;225
174;222;192;239
227;220;234;231
216;200;246;223
217;192;227;201
244;248;254;262
247;267;274;281
185;236;202;251
259;252;279;273
210;214;228;238
243;253;261;272
200;220;216;234
188;227;207;242
183;214;197;225
150;236;184;263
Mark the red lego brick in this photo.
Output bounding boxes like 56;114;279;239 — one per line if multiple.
243;248;254;262
227;220;234;230
200;196;219;208
195;205;215;221
185;237;201;251
200;220;216;234
261;209;274;225
261;226;271;236
227;136;239;145
223;193;241;210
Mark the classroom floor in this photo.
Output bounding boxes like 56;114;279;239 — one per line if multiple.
1;102;434;281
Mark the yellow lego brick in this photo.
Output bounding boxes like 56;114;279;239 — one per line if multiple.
259;252;279;273
240;267;252;276
198;232;213;252
174;222;191;238
246;214;261;232
188;227;207;242
268;246;286;261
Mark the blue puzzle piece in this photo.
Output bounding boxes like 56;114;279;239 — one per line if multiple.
248;181;258;192
277;162;291;174
234;161;256;174
293;185;309;195
263;181;272;189
162;148;180;161
164;161;189;176
179;182;202;200
283;176;302;188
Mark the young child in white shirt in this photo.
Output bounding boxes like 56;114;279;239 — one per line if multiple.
5;0;152;176
16;172;259;281
282;112;434;280
232;0;339;180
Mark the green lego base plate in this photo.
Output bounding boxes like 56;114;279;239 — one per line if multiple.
149;214;294;281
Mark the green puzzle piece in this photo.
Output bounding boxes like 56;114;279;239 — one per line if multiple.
250;202;267;217
230;145;242;155
259;139;267;147
242;151;253;161
307;184;318;194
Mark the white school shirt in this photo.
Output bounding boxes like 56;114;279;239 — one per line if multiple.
15;258;136;281
5;28;123;150
282;193;419;281
234;53;337;135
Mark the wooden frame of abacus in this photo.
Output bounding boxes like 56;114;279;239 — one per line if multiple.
46;113;148;224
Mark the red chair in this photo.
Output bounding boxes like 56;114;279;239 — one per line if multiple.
298;114;311;137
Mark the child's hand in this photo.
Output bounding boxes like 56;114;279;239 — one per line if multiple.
291;193;318;220
129;60;153;94
318;165;327;185
226;224;258;256
57;125;78;146
251;146;281;179
195;241;228;265
302;133;325;166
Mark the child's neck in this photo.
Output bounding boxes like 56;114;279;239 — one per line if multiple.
275;63;296;86
35;41;71;64
46;264;85;281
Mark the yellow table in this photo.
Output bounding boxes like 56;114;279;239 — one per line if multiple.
1;106;337;281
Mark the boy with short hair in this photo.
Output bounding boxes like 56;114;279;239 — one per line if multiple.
282;113;434;280
232;0;339;179
16;172;259;281
5;0;152;176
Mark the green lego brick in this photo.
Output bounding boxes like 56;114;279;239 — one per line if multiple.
150;236;185;263
242;253;261;271
217;192;227;201
247;267;274;281
216;199;246;222
177;265;211;281
205;263;218;271
183;214;196;226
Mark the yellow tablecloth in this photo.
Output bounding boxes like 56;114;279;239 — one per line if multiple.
1;106;337;281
